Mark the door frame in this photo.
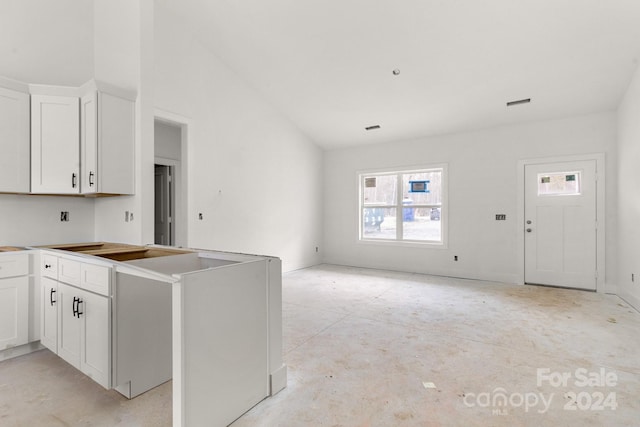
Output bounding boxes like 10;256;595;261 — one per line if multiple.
516;153;605;292
154;108;192;248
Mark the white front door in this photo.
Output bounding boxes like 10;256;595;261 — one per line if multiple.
524;160;597;290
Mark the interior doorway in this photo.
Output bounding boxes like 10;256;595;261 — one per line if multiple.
524;160;597;290
154;164;173;245
154;117;186;247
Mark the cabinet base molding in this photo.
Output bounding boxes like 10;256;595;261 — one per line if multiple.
0;342;44;363
270;364;288;396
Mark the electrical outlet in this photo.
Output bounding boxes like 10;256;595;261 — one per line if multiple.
495;214;506;220
60;211;69;222
198;213;203;220
454;255;458;261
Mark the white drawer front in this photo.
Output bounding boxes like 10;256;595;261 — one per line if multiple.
58;258;81;286
41;254;58;279
0;254;28;279
81;263;110;296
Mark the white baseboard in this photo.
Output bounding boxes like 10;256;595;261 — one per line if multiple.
0;341;44;362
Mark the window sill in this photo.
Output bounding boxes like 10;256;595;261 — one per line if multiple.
358;238;448;249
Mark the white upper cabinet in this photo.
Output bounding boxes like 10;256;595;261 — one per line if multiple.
81;82;135;195
22;79;135;196
0;79;30;193
81;91;98;194
30;91;80;194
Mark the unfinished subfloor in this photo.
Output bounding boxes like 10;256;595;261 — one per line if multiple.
1;264;639;426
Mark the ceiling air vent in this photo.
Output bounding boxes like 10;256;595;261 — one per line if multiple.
365;125;381;131
506;98;531;107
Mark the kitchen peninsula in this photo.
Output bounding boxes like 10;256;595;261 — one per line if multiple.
2;242;286;427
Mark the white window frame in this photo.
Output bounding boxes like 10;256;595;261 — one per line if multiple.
358;164;448;247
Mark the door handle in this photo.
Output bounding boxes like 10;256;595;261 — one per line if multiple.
50;288;56;306
72;173;77;188
89;171;95;187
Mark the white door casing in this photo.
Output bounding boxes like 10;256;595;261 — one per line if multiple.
524;160;597;290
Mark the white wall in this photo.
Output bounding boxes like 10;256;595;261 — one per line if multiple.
154;5;323;272
617;65;640;310
324;112;617;286
0;195;94;246
93;0;155;245
0;1;96;247
0;0;93;86
155;121;181;160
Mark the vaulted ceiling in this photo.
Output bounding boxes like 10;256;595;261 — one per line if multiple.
162;1;640;149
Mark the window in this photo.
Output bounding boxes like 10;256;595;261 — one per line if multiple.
537;171;581;196
359;166;445;244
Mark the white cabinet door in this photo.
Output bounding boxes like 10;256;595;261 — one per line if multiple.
0;276;28;349
80;91;98;194
97;92;135;195
0;85;30;193
80;90;135;195
31;94;80;194
55;282;110;388
57;283;81;368
40;277;58;352
80;289;110;389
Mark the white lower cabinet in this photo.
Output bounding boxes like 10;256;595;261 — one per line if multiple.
57;283;81;367
0;253;30;350
79;288;109;387
40;254;111;389
40;277;58;351
0;276;28;349
57;283;110;388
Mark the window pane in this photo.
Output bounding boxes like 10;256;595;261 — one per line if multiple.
402;207;442;241
362;207;396;239
402;170;442;205
538;172;581;196
363;174;397;205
